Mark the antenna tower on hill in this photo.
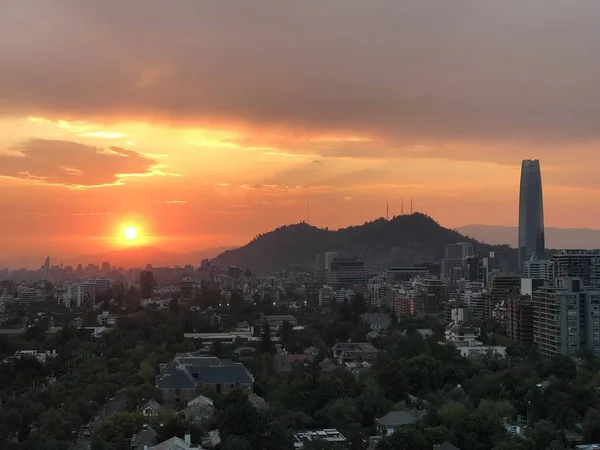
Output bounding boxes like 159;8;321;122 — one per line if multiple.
410;197;413;214
386;201;389;220
401;198;404;215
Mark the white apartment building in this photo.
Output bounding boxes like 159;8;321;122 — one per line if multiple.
367;274;388;308
524;257;551;280
63;281;96;308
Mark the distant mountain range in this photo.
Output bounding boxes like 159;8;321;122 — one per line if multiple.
458;225;600;250
0;246;233;270
211;213;518;274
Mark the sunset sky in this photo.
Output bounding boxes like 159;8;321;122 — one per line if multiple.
2;1;600;261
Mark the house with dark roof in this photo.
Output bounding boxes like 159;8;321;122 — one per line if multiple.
275;353;314;373
130;424;158;450
332;342;382;364
139;399;164;417
156;356;254;407
434;442;462;450
375;410;427;436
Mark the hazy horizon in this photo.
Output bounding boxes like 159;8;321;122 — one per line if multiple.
3;1;600;258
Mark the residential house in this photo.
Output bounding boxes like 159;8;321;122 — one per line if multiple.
275;353;314;373
156;355;254;407
139;399;164;417
332;342;382;364
375;410;427;436
97;311;118;326
183;395;214;422
445;322;506;358
130;424;157;450
232;346;256;363
434;443;462;450
146;434;202;450
304;346;320;357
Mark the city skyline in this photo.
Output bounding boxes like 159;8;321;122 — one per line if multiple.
3;2;600;257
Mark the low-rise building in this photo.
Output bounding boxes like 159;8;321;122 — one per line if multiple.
375;410;427;436
156;355;254;407
332;342;382;364
293;429;347;449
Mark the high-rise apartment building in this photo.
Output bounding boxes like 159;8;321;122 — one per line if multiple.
414;278;447;314
518;159;545;270
180;275;194;301
551;250;600;287
504;296;535;345
533;277;600;358
489;275;522;311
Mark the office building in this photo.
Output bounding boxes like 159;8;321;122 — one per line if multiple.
140;270;155;299
445;242;475;260
551;250;600;287
442;242;474;281
385;266;429;283
326;257;366;286
324;252;338;271
518;159;546;270
533;277;600;358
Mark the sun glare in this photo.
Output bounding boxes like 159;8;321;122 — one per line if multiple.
123;226;138;241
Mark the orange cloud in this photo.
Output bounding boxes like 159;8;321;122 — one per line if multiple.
0;139;174;189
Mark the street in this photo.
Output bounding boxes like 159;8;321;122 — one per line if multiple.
73;390;126;450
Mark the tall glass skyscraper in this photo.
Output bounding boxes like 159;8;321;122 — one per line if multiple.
518;159;545;271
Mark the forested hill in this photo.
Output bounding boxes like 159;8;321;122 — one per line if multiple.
211;213;517;274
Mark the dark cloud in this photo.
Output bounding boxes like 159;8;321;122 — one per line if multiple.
0;139;159;188
2;1;600;159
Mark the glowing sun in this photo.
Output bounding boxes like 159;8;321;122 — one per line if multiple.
123;226;138;241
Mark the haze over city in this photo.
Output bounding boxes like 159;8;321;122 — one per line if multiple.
3;1;600;259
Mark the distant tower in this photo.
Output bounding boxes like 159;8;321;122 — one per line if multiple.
410;198;413;214
401;198;404;215
518;159;545;271
306;202;309;224
386;201;389;220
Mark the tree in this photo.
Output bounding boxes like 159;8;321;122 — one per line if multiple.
261;319;275;355
389;309;398;330
352;294;368;325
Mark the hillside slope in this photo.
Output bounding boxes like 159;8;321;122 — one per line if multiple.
212;213;517;274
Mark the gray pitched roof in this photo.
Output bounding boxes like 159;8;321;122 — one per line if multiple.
157;364;196;390
131;425;158;449
376;410;426;427
437;442;461;450
157;357;253;390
